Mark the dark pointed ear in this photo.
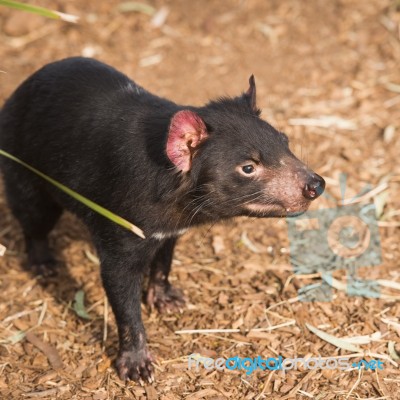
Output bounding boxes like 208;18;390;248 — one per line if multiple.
244;74;259;114
166;110;208;172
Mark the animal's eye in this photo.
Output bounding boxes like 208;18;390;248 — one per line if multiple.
242;165;255;174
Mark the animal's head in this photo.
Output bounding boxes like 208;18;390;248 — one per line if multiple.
165;76;325;221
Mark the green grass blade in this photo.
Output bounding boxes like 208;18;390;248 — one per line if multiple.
0;149;145;239
0;0;79;23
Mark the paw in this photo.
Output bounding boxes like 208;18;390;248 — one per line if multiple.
28;260;58;277
116;348;154;383
146;282;186;313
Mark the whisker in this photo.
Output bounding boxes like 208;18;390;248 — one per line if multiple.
186;198;213;226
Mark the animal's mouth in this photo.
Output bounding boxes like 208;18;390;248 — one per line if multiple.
285;210;307;218
244;200;311;218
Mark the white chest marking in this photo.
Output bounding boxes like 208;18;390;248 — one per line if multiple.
151;228;188;240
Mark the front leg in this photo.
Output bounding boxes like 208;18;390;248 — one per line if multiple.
95;235;157;382
146;237;185;313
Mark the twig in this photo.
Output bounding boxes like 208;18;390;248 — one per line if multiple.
281;370;317;399
340;182;388;205
37;301;47;326
345;367;362;399
175;320;295;335
2;307;41;323
201;333;251;345
288;116;357;130
255;371;275;400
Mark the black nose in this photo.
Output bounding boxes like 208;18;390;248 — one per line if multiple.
302;174;325;200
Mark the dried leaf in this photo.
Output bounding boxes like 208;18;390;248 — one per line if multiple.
305;323;362;352
388;341;400;361
26;332;63;370
340;331;381;344
374;189;389;219
117;2;155;15
377;279;400;291
321;274;346;291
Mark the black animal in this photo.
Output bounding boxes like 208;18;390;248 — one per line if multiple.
0;57;325;382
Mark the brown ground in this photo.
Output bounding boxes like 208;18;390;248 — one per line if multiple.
1;0;400;399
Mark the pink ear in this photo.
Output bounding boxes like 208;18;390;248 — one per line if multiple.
166;110;208;172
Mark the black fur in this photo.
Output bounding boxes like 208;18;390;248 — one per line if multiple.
0;57;324;382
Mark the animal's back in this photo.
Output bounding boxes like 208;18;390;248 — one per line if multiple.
0;57;138;165
0;57;174;218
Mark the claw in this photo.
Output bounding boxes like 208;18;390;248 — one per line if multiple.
146;283;186;314
116;349;154;383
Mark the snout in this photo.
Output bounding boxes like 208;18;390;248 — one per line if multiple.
302;174;325;200
241;161;326;218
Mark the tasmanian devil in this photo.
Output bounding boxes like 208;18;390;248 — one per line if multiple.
0;57;325;382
